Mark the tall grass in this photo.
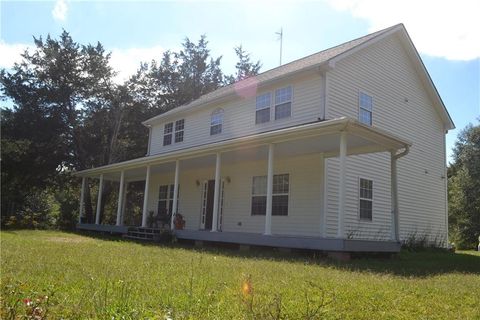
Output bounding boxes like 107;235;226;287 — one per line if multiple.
1;230;479;319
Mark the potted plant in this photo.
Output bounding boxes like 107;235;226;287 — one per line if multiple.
174;213;185;230
147;210;155;228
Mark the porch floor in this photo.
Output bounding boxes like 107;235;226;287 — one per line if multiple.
76;224;400;253
175;229;401;253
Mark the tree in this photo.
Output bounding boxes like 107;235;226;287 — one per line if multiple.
127;35;225;113
225;45;262;84
0;31;117;224
448;120;480;249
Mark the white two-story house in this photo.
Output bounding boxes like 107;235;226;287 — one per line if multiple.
76;24;454;253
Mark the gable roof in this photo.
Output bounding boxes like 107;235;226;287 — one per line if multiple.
143;24;454;130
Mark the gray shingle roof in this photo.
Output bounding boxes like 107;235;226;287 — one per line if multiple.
143;24;402;125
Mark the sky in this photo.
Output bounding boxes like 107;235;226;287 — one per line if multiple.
1;0;479;162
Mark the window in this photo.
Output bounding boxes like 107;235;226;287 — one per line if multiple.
174;119;184;143
158;184;179;215
359;178;373;221
210;109;223;135
359;92;373;125
251;174;289;216
255;92;271;124
275;86;292;120
163;122;173;146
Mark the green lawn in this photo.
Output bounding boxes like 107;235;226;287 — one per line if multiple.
1;230;479;319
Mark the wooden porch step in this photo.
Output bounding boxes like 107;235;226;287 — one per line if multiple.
123;226;171;242
123;235;155;241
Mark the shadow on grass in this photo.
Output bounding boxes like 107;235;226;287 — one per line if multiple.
69;230;480;278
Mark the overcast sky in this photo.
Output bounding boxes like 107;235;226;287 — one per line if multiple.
1;0;479;161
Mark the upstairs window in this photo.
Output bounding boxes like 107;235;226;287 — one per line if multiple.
359;178;373;221
275;86;292;120
251;173;289;216
255;93;271;124
359;92;373;126
163;122;173;146
174;119;184;143
163;119;184;146
210;109;224;135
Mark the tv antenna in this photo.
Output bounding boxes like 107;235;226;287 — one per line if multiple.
276;27;283;66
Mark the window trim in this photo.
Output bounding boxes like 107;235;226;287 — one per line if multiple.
358;177;373;222
274;86;292;120
210;108;224;135
251;173;289;216
255;92;272;124
174;119;185;143
158;184;179;216
255;85;294;125
163;122;173;146
358;91;373;126
163;119;185;146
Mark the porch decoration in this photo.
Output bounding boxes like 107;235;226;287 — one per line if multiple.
174;213;185;230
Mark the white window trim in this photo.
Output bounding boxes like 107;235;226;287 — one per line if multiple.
251;173;290;216
174;119;185;144
255;92;272;124
255;85;294;125
358;176;373;222
163;122;173;146
163;119;185;146
358;91;373;126
274;86;293;121
210;108;224;136
158;184;179;215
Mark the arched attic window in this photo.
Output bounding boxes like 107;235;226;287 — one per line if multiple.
210;108;224;135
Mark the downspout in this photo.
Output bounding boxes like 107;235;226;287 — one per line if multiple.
391;145;410;242
146;125;152;156
443;131;449;247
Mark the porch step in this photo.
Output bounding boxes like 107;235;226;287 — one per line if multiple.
123;226;171;242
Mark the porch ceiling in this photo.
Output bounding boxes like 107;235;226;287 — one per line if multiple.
77;117;411;181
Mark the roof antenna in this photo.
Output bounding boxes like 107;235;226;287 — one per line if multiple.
276;27;283;66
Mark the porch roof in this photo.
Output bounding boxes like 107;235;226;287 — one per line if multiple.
74;117;411;179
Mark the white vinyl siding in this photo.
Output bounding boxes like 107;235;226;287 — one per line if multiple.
149;73;323;154
325;34;447;243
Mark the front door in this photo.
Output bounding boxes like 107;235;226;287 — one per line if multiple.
201;179;224;230
204;180;215;230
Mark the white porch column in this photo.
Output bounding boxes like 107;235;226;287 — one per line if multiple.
141;165;151;227
116;171;125;226
95;174;104;225
171;160;180;230
264;144;274;235
121;182;128;225
390;151;400;241
79;177;86;224
211;153;221;232
337;131;347;238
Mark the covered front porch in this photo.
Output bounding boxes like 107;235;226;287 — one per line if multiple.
75;117;410;252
